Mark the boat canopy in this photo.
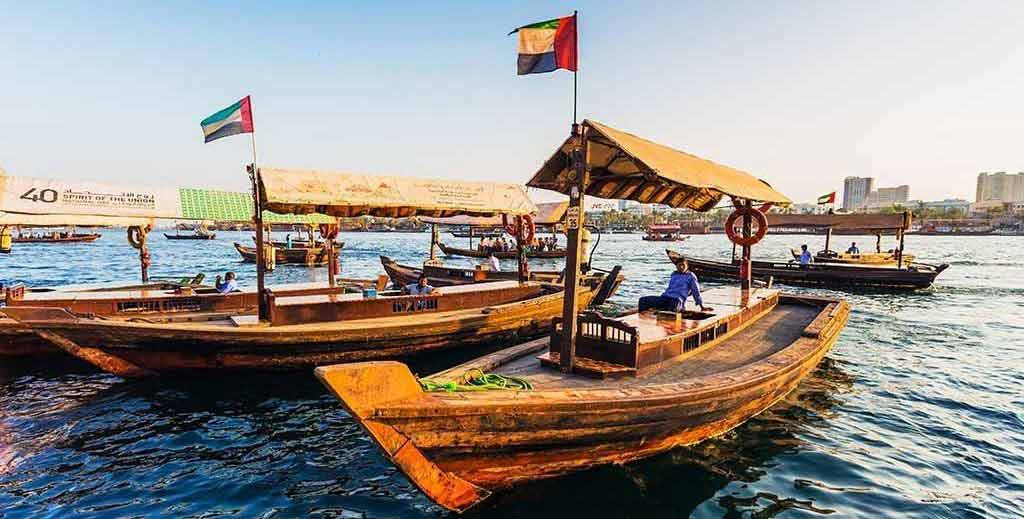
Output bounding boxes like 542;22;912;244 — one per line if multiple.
419;201;568;227
647;224;681;231
259;168;537;218
0;173;334;224
768;212;911;232
526;120;791;211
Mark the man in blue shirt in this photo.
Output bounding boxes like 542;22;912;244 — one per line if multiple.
798;244;813;266
639;258;706;313
846;242;859;254
215;272;238;294
404;274;434;296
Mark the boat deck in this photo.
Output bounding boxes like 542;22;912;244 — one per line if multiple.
435;297;819;390
274;280;527;306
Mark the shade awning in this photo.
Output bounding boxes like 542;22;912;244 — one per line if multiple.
767;212;912;231
526;120;791;212
420;201;568;227
259;168;537;218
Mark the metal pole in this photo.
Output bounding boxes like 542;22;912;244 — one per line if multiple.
430;223;438;261
741;200;753;292
572;10;578;124
559;122;588;372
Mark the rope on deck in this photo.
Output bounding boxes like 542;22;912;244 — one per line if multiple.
419;367;533;392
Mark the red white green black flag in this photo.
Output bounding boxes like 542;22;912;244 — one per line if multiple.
200;96;254;143
509;14;578;75
817;192;836;205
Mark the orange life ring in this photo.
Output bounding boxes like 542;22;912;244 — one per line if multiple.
502;214;535;245
127;225;148;249
725;207;768;246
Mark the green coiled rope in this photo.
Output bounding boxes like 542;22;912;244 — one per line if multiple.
419;367;533;392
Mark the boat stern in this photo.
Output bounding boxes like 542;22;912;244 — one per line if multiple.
314;362;492;513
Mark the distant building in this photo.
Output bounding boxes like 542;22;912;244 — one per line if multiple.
842;176;875;211
906;199;970;213
865;185;910;209
976;172;1024;203
619;200;641;212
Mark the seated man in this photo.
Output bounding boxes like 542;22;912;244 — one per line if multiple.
846;242;859;254
403;274;434;295
798;244;813;266
486;251;501;272
215;272;238;294
639;258;705;313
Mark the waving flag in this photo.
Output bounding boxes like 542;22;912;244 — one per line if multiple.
200;96;254;143
817;192;836;205
509;14;577;75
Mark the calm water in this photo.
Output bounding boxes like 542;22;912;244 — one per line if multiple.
1;230;1022;518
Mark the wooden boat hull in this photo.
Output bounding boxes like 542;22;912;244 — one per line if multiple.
234;242;337;265
380;256;560;287
315;294;850;512
12;233;101;244
164;233;216;240
438;242;565;259
789;248;915;265
7;280;606;373
671;250;947;290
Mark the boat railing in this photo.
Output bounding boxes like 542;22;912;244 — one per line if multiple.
550;311;641;369
4;283;27;303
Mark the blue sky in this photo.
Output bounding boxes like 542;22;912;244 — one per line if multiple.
1;1;1021;203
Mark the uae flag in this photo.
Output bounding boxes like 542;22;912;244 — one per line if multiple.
201;96;253;143
510;14;577;75
817;192;836;205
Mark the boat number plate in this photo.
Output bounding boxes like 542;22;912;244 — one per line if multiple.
566;207;581;229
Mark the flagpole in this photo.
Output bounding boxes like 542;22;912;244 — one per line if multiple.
572;10;578;124
247;104;269;322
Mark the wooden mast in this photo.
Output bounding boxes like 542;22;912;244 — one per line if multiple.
516;216;529;283
249;164;269;321
558;123;588;372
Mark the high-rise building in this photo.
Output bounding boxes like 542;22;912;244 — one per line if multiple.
866;185;910;208
976;172;1024;203
843;176;875;210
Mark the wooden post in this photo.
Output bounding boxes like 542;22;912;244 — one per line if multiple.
740;200;753;292
559;123;588;373
430;223;438;261
249;164;269;321
139;226;150;283
516;216;529;283
875;233;882;253
897;228;906;270
824;226;833;253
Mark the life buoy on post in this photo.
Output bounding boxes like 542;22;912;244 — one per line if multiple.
724;207;768;246
502;214;536;245
127;225;152;282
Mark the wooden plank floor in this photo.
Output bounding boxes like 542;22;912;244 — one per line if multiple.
494;302;818;389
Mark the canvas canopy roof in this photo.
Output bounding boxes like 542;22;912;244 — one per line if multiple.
768;212;911;232
259;168;537;218
420;201;568;227
526;120;791;212
0;173;334;224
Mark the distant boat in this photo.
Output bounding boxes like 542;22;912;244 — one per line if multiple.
13;233;101;244
164;232;216;240
437;242;566;259
233;242;343;266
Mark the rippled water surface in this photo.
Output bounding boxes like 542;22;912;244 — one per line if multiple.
1;231;1022;518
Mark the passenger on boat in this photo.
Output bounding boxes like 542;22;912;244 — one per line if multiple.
847;242;859;254
403;274;434;295
799;245;813;266
638;258;705;313
215;272;238;293
487;251;501;272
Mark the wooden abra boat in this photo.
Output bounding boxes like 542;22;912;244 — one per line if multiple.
671;250;947;290
6;279;606;374
165;232;216;240
315;119;848;512
317;288;849;511
789;248;915;266
234;242;339;265
642;224;690;241
438;242;566;259
13;232;100;243
379;256;625;304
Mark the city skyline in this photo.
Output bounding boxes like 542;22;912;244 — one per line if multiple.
3;2;1023;204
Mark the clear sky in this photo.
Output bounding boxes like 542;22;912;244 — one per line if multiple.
2;1;1021;203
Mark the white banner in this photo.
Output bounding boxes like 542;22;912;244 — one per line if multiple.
0;175;184;219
